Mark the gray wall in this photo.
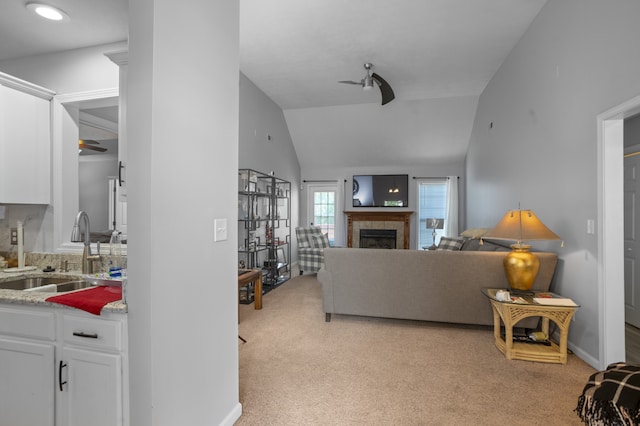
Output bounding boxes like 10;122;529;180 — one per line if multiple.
300;163;465;249
239;72;301;263
466;0;640;365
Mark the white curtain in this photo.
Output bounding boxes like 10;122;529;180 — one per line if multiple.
334;179;346;247
445;176;459;237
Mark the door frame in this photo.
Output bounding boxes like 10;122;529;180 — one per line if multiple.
598;94;640;368
305;181;345;246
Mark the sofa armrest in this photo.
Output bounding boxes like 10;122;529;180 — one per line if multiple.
317;267;334;317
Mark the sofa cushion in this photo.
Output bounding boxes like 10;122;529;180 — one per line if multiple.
435;237;464;251
478;240;511;252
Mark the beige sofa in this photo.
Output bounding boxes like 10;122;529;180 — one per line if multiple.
317;247;558;326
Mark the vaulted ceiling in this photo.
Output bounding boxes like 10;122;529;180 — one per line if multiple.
0;0;547;168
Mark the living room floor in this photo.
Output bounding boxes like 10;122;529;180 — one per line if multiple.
237;274;595;425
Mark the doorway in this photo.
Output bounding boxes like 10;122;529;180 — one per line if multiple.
599;94;640;369
305;181;345;246
624;115;640;363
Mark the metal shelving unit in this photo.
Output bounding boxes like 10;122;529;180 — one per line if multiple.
238;169;291;291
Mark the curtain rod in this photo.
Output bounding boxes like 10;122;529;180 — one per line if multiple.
303;179;348;183
412;176;459;180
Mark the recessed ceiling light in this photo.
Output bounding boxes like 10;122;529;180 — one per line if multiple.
26;2;70;22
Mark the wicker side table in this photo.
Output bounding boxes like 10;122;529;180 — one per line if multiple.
482;288;578;364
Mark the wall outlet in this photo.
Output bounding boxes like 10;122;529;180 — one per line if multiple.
10;228;18;245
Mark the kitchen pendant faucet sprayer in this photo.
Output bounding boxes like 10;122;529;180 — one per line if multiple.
70;211;101;273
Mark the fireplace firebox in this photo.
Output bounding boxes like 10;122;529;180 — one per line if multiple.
359;229;397;249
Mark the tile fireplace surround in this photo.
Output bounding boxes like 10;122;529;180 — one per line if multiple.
345;211;414;249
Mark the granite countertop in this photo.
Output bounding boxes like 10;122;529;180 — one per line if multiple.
0;269;127;314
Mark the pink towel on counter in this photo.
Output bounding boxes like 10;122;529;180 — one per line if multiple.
46;286;122;315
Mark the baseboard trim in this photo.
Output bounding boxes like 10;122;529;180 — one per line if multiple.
219;402;242;426
568;342;600;370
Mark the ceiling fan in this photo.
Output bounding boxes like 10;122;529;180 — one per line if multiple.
79;139;107;152
339;63;395;105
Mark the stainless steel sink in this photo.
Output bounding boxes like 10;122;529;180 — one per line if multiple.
0;277;71;290
0;277;94;292
55;281;94;292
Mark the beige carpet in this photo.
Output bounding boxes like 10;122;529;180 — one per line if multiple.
237;274;595;425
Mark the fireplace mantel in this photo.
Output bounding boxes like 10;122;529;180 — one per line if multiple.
345;211;414;249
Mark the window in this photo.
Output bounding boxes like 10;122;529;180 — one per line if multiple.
312;191;335;245
417;180;447;249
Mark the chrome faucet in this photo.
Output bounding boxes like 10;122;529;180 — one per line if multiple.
70;211;101;273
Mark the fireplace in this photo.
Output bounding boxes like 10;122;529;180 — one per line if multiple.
345;211;413;249
359;229;397;249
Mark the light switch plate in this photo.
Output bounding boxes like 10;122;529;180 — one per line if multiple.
214;218;228;242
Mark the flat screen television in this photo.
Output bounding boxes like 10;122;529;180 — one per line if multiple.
352;174;409;207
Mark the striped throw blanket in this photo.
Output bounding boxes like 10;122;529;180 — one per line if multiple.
575;363;640;425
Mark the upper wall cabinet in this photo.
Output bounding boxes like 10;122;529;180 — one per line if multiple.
0;73;55;204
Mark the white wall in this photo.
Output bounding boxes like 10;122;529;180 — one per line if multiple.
301;163;465;249
287;97;474;249
466;0;640;366
239;72;301;263
0;42;124;94
127;1;240;425
0;204;50;253
285;96;479;170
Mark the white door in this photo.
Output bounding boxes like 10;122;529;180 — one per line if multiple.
306;183;342;246
61;347;122;426
0;338;55;426
625;153;640;328
108;177;128;237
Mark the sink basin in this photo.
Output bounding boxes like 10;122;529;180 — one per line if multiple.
55;281;94;292
0;277;71;290
0;277;95;293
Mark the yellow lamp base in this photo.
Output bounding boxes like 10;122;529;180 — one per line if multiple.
503;245;540;291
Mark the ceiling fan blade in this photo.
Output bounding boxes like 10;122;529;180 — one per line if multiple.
79;142;107;152
372;73;395;105
338;80;363;86
79;139;100;145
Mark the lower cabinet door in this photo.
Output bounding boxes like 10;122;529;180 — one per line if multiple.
61;347;122;426
0;337;55;426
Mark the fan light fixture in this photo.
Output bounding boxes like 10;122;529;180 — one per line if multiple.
26;2;70;22
338;63;395;105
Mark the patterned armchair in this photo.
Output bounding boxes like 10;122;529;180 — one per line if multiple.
295;226;330;275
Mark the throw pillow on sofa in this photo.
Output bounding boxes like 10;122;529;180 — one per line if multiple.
460;228;491;239
460;238;481;251
435;237;465;251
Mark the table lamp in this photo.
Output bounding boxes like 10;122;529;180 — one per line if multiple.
426;218;444;249
483;209;562;291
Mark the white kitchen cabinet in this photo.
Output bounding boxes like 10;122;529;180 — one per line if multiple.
61;347;122;426
0;338;55;426
58;312;127;426
0;305;56;426
0;304;128;426
0;73;55;204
